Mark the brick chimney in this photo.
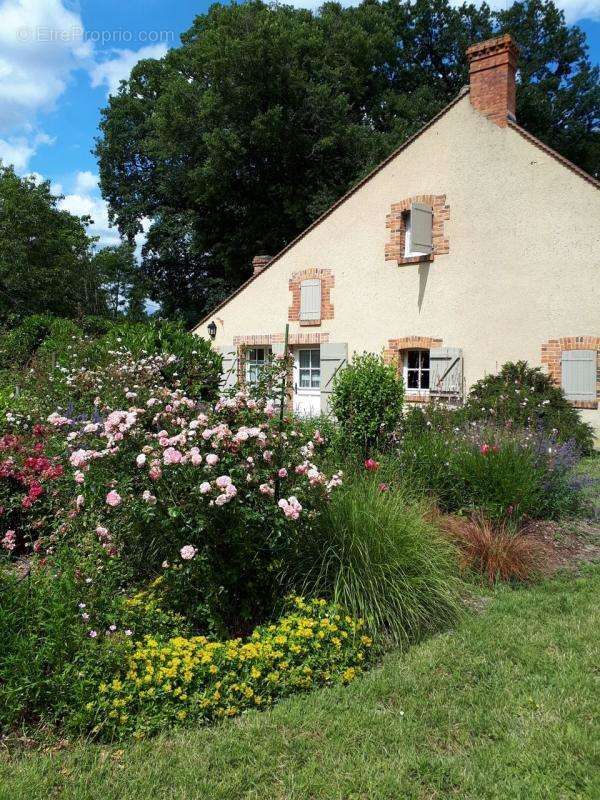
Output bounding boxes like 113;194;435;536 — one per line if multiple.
466;34;518;127
252;254;272;276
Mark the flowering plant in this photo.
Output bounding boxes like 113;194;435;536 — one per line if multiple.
45;385;342;633
0;427;66;554
83;597;372;740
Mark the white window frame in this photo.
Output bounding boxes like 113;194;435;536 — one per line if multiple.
246;347;270;385
297;348;321;390
403;349;430;393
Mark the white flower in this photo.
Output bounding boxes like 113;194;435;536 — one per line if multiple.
180;544;197;561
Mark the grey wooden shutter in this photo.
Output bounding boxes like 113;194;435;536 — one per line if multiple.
410;203;433;254
561;350;596;402
217;345;238;390
430;347;463;397
300;279;321;321
320;343;348;414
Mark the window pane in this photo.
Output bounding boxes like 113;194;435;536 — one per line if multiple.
421;370;430;389
407;350;420;369
310;349;320;367
256;348;265;363
407;370;419;389
311;369;321;388
248;349;257;362
299;369;310;387
420;350;430;369
299;350;310;367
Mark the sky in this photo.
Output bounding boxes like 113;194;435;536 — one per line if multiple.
0;0;599;249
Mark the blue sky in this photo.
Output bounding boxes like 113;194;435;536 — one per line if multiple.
0;0;599;248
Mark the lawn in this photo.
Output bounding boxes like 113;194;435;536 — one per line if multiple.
3;564;599;800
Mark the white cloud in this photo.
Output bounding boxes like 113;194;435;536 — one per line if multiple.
74;169;98;192
90;43;168;96
58;187;120;247
0;0;91;130
0;136;35;170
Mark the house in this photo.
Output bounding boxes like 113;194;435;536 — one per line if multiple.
193;35;600;437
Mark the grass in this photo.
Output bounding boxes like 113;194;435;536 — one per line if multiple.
289;478;462;646
2;565;599;800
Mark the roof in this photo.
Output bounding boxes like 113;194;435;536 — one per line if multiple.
195;88;600;331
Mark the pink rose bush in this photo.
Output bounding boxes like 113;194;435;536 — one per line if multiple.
36;384;343;632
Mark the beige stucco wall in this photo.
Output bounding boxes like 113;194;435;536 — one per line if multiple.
194;95;600;436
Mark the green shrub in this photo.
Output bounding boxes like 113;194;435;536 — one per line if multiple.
83;597;373;740
397;425;583;521
463;361;594;454
286;477;461;646
0;563;187;733
330;352;404;454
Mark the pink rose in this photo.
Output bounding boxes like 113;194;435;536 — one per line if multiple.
215;475;232;489
205;453;219;466
149;466;162;481
163;447;182;465
74;470;85;484
199;482;212;494
278;468;288;478
105;490;122;507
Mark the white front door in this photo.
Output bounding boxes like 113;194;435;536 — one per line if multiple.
293;347;321;416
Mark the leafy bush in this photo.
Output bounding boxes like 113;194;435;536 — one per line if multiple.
286;476;461;646
463;361;594;455
439;515;549;584
330;352;404;455
0;315;222;421
397;424;584;522
0;563;122;731
83;597;372;740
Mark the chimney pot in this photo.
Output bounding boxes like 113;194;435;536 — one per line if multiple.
252;254;272;276
466;34;519;127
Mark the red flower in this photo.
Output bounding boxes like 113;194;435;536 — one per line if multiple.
480;444;490;455
364;458;380;471
378;483;390;492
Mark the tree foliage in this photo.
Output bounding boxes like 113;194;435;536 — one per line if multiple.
0;164;106;325
95;0;600;323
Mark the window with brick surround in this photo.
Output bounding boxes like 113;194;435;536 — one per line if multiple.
289;268;334;325
385;195;449;266
541;336;600;410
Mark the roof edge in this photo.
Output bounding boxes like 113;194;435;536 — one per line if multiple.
193;88;470;331
507;120;600;191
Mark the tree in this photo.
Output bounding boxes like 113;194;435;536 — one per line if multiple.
92;243;147;320
95;0;599;324
0;164;107;325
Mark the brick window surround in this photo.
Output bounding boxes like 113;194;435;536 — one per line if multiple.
385;195;450;266
541;336;600;409
384;336;443;404
288;268;334;326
